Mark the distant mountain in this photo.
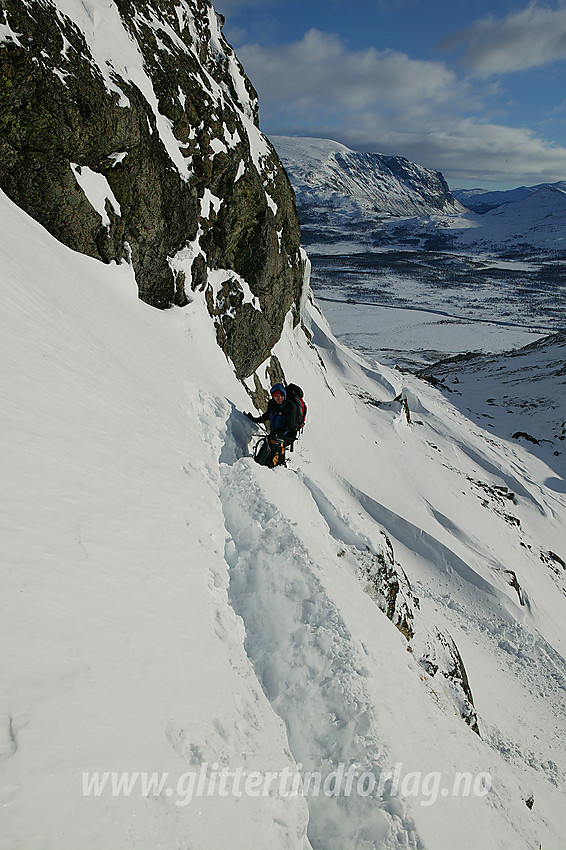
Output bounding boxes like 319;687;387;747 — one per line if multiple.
453;182;566;213
270;137;566;259
454;186;566;254
271;135;465;221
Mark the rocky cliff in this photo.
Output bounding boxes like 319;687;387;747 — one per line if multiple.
0;0;305;378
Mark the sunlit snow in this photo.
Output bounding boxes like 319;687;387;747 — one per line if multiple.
2;185;566;849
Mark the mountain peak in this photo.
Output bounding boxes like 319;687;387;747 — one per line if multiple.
271;134;464;219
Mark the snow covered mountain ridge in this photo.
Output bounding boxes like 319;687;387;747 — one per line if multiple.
272;136;566;262
2;186;566;850
453;182;566;214
271;135;465;220
452;185;566;255
0;0;305;378
2;4;566;850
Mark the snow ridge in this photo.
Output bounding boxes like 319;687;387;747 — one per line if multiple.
2;190;566;849
453;182;566;213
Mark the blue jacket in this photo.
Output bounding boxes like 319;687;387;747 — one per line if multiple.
256;398;301;442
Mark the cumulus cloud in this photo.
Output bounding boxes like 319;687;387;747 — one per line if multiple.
443;2;566;76
239;29;472;122
237;28;566;184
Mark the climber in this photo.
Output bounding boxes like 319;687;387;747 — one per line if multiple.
244;383;302;467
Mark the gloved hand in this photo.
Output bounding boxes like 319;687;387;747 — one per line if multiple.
245;411;258;422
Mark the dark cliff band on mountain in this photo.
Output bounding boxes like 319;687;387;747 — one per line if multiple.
0;0;306;379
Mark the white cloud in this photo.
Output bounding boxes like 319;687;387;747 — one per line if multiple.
237;28;566;184
359;120;566;184
446;3;566;77
240;29;467;114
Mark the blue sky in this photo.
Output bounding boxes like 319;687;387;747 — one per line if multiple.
215;0;566;189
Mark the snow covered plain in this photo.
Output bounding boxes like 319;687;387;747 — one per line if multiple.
303;218;565;370
2;187;566;850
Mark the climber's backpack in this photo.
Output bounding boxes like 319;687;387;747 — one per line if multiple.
286;383;307;433
253;436;286;468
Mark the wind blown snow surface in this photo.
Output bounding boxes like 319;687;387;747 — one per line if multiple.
2;188;566;850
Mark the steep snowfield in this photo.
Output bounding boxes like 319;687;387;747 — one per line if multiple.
2;188;566;850
0;193;308;849
418;333;566;483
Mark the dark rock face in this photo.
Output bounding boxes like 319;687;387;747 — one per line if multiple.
354;533;418;641
0;0;304;378
417;630;480;735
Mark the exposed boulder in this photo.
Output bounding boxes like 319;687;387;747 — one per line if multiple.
353;534;419;641
416;628;480;735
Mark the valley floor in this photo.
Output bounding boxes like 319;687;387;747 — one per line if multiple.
307;244;564;369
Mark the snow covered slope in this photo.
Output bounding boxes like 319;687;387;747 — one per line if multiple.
271;135;464;220
454;183;566;214
453;186;566;254
2;188;566;850
419;332;566;481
